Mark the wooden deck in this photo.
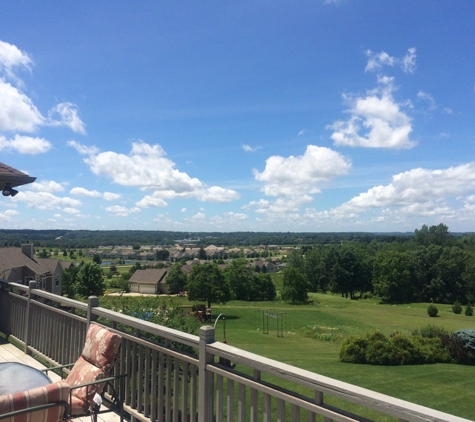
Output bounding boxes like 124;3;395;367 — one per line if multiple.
0;336;121;422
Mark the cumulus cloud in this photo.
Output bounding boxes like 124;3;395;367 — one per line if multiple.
67;140;99;155
329;76;415;149
13;191;81;210
70;187;102;197
0;134;51;154
0;209;19;221
0;40;85;141
0;80;45;132
197;186;240;202
253;145;351;197
47;103;86;135
29;180;65;193
103;192;121;201
320;162;475;227
70;140;239;204
105;205;141;217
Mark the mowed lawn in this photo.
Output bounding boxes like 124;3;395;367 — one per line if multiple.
204;293;475;420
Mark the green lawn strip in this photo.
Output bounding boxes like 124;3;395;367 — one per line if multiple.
207;294;475;420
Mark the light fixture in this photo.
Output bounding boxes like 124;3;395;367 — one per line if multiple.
2;184;18;197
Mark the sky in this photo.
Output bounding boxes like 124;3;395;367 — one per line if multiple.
1;1;475;233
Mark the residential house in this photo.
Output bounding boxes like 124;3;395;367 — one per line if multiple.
0;244;67;295
129;268;168;294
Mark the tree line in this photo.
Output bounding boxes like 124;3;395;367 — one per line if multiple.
281;224;475;305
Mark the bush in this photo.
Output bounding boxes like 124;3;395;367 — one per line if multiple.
455;329;475;353
340;330;450;366
412;324;448;339
427;304;438;317
465;303;473;316
339;336;368;363
452;301;463;314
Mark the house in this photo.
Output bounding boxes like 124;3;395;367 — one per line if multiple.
129;268;168;294
0;244;66;295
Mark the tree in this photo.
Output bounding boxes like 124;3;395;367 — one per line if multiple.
198;246;207;260
225;259;254;300
92;254;102;265
187;263;230;308
155;249;170;261
250;273;276;301
61;265;79;298
281;265;310;304
167;262;188;294
373;251;415;303
76;262;106;298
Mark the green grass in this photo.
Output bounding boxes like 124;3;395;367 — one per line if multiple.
205;294;475;420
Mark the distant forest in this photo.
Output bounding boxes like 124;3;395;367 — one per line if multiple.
0;229;422;248
0;227;471;249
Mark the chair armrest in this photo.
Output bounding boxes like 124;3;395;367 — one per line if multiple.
0;401;70;420
42;362;75;377
68;373;126;391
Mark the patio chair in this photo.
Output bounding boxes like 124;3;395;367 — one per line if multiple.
0;380;70;422
44;323;124;422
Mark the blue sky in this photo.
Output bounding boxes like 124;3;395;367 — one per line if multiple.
1;1;475;232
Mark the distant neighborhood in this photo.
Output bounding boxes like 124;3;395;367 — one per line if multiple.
0;243;288;296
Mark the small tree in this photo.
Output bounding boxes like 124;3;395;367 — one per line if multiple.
465;303;474;316
92;254;102;265
452;301;462;314
187;263;230;308
427;304;439;317
61;265;79;298
281;266;310;304
167;262;188;294
76;262;106;298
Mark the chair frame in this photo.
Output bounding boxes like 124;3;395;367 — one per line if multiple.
0;401;70;421
43;363;126;422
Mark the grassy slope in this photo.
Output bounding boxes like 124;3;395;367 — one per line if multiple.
204;294;475;420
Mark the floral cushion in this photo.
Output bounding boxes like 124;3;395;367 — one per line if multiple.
81;323;121;371
0;380;69;422
65;356;106;406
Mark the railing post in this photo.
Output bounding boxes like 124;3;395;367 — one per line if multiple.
24;280;37;353
87;296;99;327
198;326;215;422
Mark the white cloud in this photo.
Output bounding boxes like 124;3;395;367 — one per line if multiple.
197;186;240;202
47;102;86;135
0;134;52;154
323;163;475;227
67;140;99;155
0;40;32;84
105;205;141;217
0;209;19;221
417;91;437;110
13;191;82;210
63;207;81;215
136;194;168;208
70;187;102;197
187;212;206;220
242;144;260;152
253;145;351;197
0;79;45;132
401;47;417;74
329;77;415;149
71;140;239;203
365;50;396;73
103;192;121;201
365;48;416;74
29;180;65;193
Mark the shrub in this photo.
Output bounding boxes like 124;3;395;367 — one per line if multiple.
452;301;463;314
340;330;450;366
455;329;475;353
465;303;473;316
412;324;448;339
340;336;368;363
427;304;438;317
